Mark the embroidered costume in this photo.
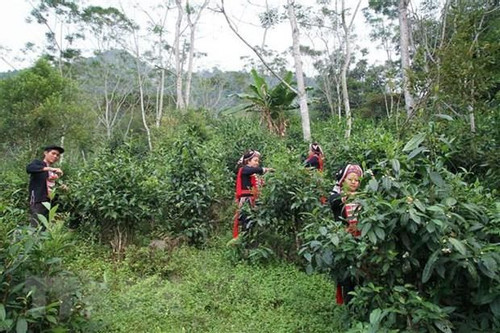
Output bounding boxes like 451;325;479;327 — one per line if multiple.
304;142;324;171
328;164;364;304
232;150;266;239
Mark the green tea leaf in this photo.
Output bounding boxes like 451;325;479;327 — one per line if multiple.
427;205;444;214
329;234;339;246
374;227;385;240
435;320;453;333
408;146;427;159
414;199;426;212
448;237;467;255
0;304;5;321
430;172;445;187
391;159;400;174
409;208;421;224
369;308;382;324
368;231;377;244
423;250;440;283
443;197;457;207
16;317;27;333
403;133;426;152
490;297;500;318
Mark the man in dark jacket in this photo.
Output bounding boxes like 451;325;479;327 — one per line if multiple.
26;145;64;227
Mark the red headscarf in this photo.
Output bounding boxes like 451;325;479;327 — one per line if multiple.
332;164;363;194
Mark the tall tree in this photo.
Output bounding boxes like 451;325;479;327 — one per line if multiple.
130;28;153;151
185;0;210;109
307;2;343;119
367;0;417;118
140;1;174;127
398;0;415;117
0;59;94;155
28;0;83;76
364;4;399;118
174;0;186;110
428;0;499;133
79;6;136;140
340;0;362;139
220;0;312;141
287;0;311;141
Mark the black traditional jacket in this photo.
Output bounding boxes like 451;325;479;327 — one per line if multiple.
26;159;50;204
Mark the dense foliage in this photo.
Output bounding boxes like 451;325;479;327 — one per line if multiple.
300;129;500;332
0;211;89;332
1;1;499;330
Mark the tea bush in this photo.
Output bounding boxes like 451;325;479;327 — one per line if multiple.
65;146;166;253
158;133;217;244
300;132;500;331
0;170;26;234
66;121;229;247
0;211;89;332
242;148;331;262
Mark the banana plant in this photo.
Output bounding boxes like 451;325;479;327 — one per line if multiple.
234;69;298;136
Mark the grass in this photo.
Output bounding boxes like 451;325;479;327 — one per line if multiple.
65;235;348;332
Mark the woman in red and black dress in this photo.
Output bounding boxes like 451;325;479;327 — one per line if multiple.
305;142;327;204
232;150;273;239
304;142;324;171
329;164;364;305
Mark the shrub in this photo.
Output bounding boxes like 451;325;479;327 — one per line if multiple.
66;145;167;254
235;147;331;263
300;132;500;331
157;132;218;245
0;207;89;332
0;171;26;233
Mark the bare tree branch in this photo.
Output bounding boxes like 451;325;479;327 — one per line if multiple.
218;0;298;95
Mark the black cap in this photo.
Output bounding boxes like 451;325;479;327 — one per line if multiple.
44;145;65;154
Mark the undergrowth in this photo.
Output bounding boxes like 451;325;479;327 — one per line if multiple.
63;235;346;333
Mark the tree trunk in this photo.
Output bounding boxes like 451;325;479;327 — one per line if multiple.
287;0;311;142
175;0;185;110
138;70;152;151
185;0;210;109
340;0;362;139
156;68;165;128
341;0;351;138
133;30;152;151
59;135;65;164
398;0;415;118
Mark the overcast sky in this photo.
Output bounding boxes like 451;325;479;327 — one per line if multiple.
0;0;384;73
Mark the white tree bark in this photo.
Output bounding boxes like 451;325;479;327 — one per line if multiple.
314;9;342;119
139;4;171;127
175;0;186;110
398;0;415;118
261;0;270;49
340;0;361;139
100;72;133;140
287;0;311;142
220;0;312;139
185;0;210;109
133;30;152;151
156;68;165;127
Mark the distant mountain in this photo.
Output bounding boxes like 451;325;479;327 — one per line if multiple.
0;70;20;79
